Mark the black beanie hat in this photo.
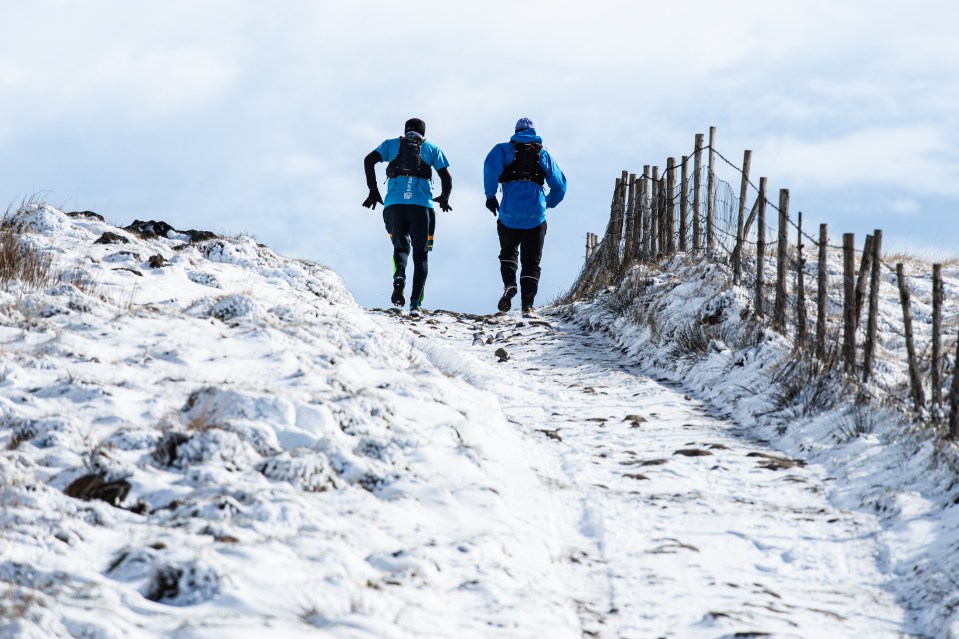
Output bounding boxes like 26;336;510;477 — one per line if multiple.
404;118;426;137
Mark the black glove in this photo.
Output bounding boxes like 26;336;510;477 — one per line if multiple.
362;188;384;210
485;196;499;215
433;195;452;212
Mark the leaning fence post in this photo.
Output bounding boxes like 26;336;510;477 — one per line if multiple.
706;126;717;250
862;229;883;383
755;177;767;317
733;149;752;285
897;263;926;412
933;264;944;408
680;155;689;252
843;233;856;371
816;223;828;360
796;211;807;349
639;166;650;260
855;234;874;326
774;189;789;331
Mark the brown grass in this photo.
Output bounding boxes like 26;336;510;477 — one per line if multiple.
0;230;55;290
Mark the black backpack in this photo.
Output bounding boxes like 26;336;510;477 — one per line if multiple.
386;133;433;180
499;141;546;185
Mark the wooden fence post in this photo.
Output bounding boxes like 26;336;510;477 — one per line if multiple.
755;177;767;317
933;263;943;407
641;166;651;260
666;158;677;255
661;177;669;256
862;229;883;383
707;126;717;251
619;173;629;263
623;173;637;264
743;196;760;239
692;134;704;251
855;234;874;326
733;149;752;285
897;263;926;412
816;223;828;360
774;189;789;331
949;331;959;438
796;211;806;349
680;155;689;252
585;233;592;260
843;233;856;371
650;167;660;260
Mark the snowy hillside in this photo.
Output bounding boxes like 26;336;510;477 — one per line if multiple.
0;206;571;638
0;204;955;638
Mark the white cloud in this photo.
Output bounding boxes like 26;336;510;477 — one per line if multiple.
755;126;959;196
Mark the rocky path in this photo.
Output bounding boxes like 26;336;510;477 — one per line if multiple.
376;308;914;639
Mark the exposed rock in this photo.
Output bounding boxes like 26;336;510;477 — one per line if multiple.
183;229;218;243
495;347;510;362
63;473;131;506
94;232;130;245
673;448;713;457
66;211;105;222
125;220;176;239
148;254;168;268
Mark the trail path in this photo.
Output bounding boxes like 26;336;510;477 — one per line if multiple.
375;308;913;639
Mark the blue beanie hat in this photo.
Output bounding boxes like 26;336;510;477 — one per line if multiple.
514;117;535;132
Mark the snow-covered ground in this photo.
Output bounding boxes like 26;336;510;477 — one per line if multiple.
0;205;953;638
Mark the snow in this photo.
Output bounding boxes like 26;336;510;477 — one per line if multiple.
0;204;954;638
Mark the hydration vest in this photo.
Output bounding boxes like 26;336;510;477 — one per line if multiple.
498;141;546;186
386;133;432;180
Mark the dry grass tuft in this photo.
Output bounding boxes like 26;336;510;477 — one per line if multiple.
0;230;55;290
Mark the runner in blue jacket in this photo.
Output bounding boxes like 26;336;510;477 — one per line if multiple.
362;118;452;316
483;118;567;317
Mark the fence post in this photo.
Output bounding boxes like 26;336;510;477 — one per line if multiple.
615;170;628;263
623;173;637;264
680;155;689;252
650;167;660;260
692;133;704;251
949;331;959;437
585;233;592;260
933;263;943;408
659;177;668;257
796;211;806;349
843;233;856;371
816;224;828;359
755;177;767;317
707;126;717;251
666;157;677;255
743;196;760;239
774;189;789;331
896;263;926;412
733;149;752;285
855;234;874;326
862;229;883;383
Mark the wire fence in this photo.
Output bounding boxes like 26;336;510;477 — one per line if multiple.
566;127;959;434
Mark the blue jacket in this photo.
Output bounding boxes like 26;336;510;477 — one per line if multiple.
375;137;450;208
483;128;567;229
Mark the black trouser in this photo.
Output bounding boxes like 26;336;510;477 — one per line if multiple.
383;204;434;306
497;220;547;308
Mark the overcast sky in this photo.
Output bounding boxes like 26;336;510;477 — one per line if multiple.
2;1;957;313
